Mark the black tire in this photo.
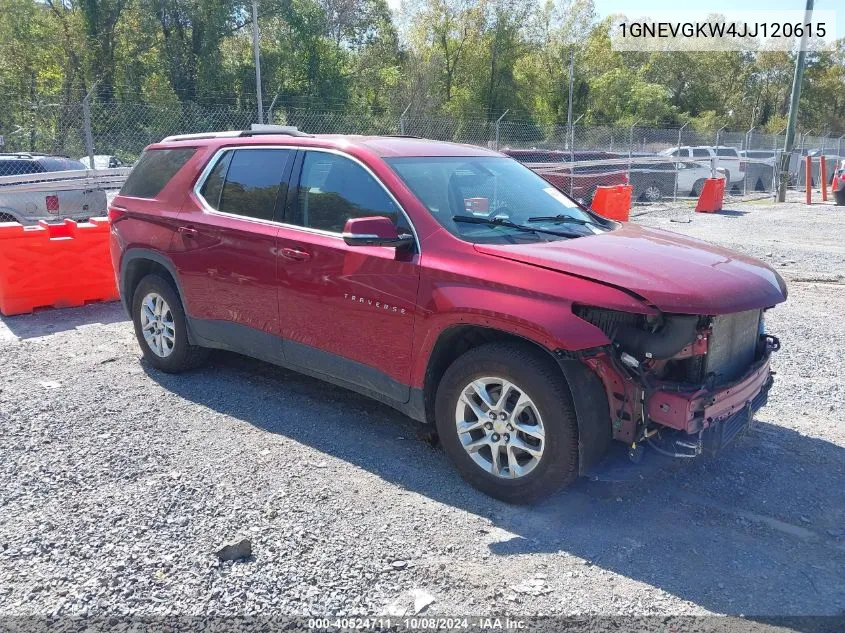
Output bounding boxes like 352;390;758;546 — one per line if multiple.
434;342;579;503
131;273;208;372
691;179;706;197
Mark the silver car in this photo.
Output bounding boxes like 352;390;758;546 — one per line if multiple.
0;154;108;225
78;154;124;169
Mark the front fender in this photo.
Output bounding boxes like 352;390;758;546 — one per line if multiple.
409;275;648;388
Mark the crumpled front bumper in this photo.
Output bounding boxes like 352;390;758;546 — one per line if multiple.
646;354;774;437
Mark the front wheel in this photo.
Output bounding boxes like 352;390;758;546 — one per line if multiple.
435;343;579;503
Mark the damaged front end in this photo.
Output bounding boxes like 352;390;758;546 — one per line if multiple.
572;305;781;459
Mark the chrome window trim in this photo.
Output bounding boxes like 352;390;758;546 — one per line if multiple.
192;144;421;252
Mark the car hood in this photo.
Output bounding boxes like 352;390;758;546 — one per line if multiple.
473;224;787;314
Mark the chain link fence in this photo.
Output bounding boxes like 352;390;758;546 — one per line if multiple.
2;95;843;214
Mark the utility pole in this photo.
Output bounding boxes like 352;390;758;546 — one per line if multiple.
570;113;584;154
251;0;264;125
565;51;574;150
777;0;813;202
674;121;688;202
82;84;97;170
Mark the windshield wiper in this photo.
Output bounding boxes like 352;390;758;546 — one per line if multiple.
452;215;583;238
526;214;594;225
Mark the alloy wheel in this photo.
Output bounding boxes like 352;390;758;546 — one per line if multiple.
454;376;545;479
140;292;176;358
644;185;662;202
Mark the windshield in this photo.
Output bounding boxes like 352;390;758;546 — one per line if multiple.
386;156;609;244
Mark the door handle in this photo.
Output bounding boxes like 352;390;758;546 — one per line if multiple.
279;247;311;262
178;226;198;239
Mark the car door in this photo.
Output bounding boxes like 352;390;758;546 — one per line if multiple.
275;149;421;403
170;147;294;361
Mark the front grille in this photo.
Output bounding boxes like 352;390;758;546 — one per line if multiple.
705;309;762;386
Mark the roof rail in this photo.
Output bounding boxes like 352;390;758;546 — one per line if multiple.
160;131;242;142
160;125;312;143
241;124;312;137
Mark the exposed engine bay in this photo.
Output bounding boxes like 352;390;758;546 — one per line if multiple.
573;305;781;459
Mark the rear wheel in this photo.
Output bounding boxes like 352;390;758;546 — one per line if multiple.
691;179;706;197
132;274;208;372
435;343;579;503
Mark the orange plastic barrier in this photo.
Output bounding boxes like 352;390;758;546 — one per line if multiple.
694;178;726;213
805;155;812;205
820;155;828;202
0;218;118;316
591;184;632;221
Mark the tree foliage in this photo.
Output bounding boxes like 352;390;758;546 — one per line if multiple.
1;0;843;135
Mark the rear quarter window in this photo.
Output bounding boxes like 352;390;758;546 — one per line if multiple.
0;160;46;177
120;148;196;198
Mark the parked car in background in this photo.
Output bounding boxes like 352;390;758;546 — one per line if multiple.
78;154;125;169
661;146;744;190
786;149;841;188
630;157;725;201
110;128;786;502
0;153;107;224
740;150;780;192
627;156;675;202
503;149;628;204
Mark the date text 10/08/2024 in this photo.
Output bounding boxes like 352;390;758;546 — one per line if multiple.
307;617;527;630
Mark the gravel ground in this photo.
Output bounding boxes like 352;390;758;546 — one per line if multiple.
1;194;844;624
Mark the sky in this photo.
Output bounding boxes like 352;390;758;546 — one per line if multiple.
387;0;839;29
595;0;838;18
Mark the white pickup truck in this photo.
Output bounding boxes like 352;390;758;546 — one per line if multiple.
661;146;745;190
0;154;107;225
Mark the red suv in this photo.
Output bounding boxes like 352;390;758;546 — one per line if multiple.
109;127;786;503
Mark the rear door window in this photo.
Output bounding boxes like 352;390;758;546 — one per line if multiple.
215;149;291;221
717;148;738;157
120;148;196;198
692;148;710;158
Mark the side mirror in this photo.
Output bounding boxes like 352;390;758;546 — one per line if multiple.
342;216;414;248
